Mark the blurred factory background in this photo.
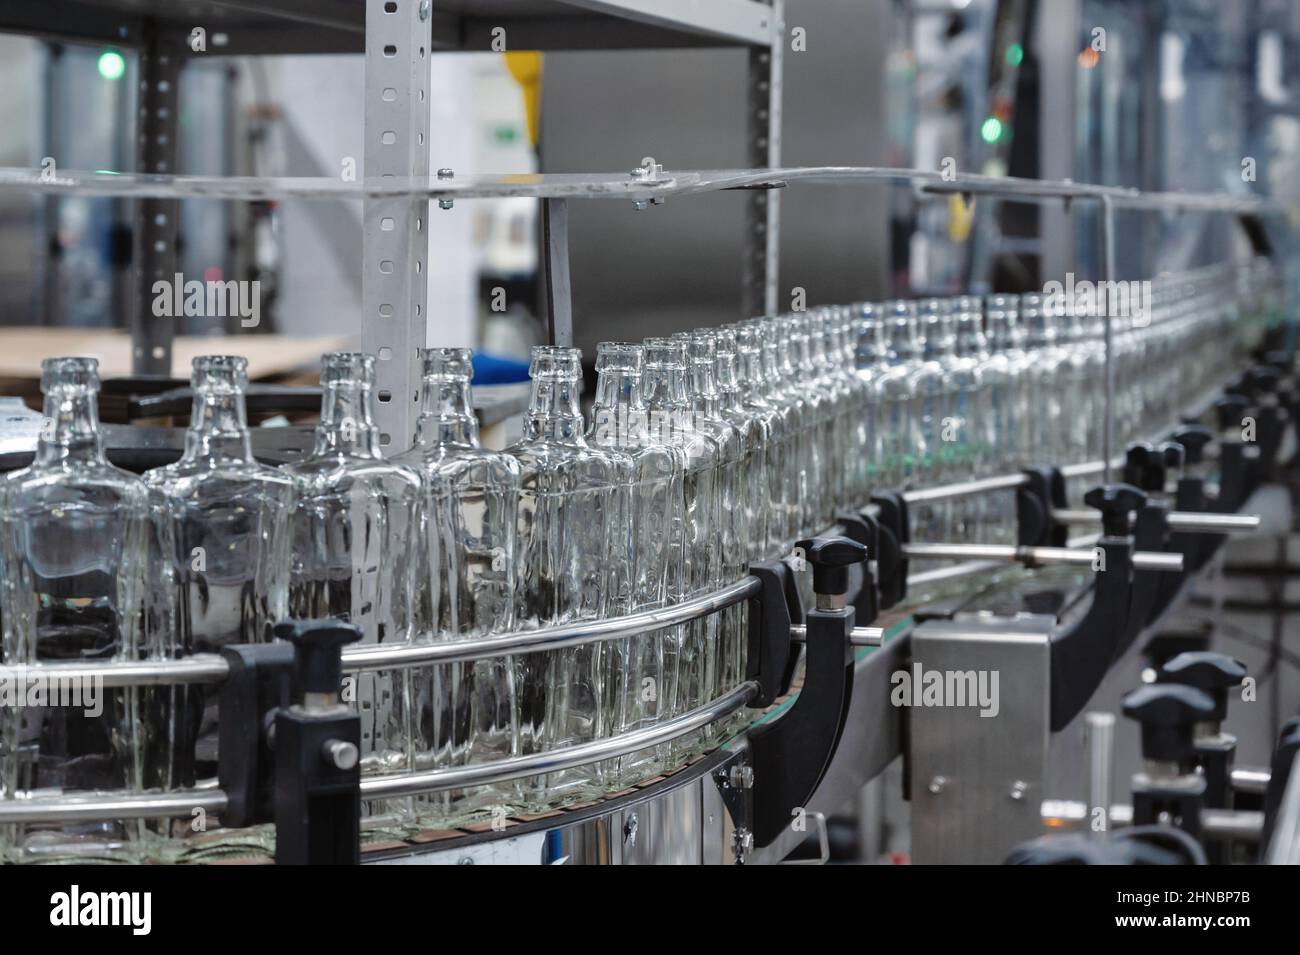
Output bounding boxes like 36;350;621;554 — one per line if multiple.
1;0;1298;362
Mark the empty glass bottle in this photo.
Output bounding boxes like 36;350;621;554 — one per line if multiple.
285;352;421;827
758;317;807;554
144;355;294;832
394;347;521;821
508;346;629;804
852;302;886;502
586;342;683;784
0;357;151;862
874;300;923;491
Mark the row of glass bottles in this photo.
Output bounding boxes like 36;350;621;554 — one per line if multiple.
0;256;1282;861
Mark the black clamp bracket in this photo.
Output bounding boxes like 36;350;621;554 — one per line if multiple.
746;558;803;705
1017;466;1067;547
868;492;909;608
749;535;866;849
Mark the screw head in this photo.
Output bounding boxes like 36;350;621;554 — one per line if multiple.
438;199;454;210
419;1;431;21
927;775;946;795
322;739;358;771
729;765;754;789
1009;780;1028;801
623;812;638;846
437;167;454;179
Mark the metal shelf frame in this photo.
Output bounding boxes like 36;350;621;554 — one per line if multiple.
0;0;784;450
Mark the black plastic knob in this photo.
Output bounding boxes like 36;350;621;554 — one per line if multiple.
272;619;362;698
1122;443;1157;491
1122;683;1216;764
1157;442;1185;474
794;535;867;598
1247;366;1281;394
1214;396;1249;433
1158;651;1246;723
1172;425;1213;465
1083;483;1146;536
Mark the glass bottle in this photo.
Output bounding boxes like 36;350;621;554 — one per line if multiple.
143;354;294;854
0;357;150;863
791;314;830;532
507;346;630;805
586;342;683;785
1019;293;1068;471
394;347;521;822
732;321;785;559
874;300;924;492
979;298;1023;544
683;331;745;745
852;302;886;502
285;352;422;828
642;338;719;761
759;317;809;554
948;302;990;540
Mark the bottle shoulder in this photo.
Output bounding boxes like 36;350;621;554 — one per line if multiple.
2;461;149;514
286;454;423;498
145;457;296;503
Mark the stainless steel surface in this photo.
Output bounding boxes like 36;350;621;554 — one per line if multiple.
1265;751;1300;864
910;615;1054;864
902;542;1183;572
2;165;1284;210
903;472;1029;504
1202;808;1265;841
1085;712;1115;838
375;745;749;865
0;787;228;825
743;0;782;317
363;0;430;453
361;681;757;797
346;575;760;671
542;198;573;347
1051;508;1261;533
789;624;883;646
0;654;230;687
1232;766;1271;795
1100;194;1116;484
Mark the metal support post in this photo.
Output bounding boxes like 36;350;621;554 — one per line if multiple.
742;1;781;318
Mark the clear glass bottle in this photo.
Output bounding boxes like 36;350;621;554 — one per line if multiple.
0;357;151;863
874;300;924;492
394;347;521;821
144;354;294;852
979;298;1024;544
1019;293;1068;471
760;317;809;553
683;331;744;746
285;352;422;829
586;342;683;785
507;346;629;805
791;314;831;532
948;303;990;539
642;338;719;761
851;302;886;503
732;321;785;559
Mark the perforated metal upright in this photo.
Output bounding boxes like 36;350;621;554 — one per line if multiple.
744;0;783;319
363;0;432;453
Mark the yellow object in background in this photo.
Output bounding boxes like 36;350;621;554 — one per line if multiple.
947;192;974;243
504;52;543;146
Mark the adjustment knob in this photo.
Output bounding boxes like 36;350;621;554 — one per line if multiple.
1214;396;1249;433
794;535;867;597
272;619;363;700
1123;443;1157;491
1157;441;1185;474
1083;483;1146;536
1122;683;1216;764
1158;651;1246;724
1172;425;1213;465
1247;366;1281;395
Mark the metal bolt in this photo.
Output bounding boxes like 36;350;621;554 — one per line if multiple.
457;856;474;865
729;765;754;790
322;739;359;771
437;167;454;179
632;200;648;211
1010;781;1028;801
928;775;946;795
623;812;638;847
438;199;454;210
419;1;431;21
733;828;753;852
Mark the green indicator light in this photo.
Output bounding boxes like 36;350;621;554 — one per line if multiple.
97;50;126;81
1005;43;1024;68
980;116;1003;144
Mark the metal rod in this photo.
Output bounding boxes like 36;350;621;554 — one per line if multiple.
1051;509;1261;534
902;472;1028;504
362;681;758;798
901;542;1182;572
1232;766;1271;795
1265;751;1300;864
0;654;230;687
344;576;761;672
1100;195;1116;483
1085;712;1115;839
542;197;573;347
789;625;883;646
0;787;228;825
1202;808;1265;842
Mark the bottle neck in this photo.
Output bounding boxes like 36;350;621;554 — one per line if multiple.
590;369;644;445
414;375;479;447
36;390;105;466
524;374;586;443
315;380;381;456
738;346;767;402
184;388;254;461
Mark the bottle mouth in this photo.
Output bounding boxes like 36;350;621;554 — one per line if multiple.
529;345;581;379
595;342;644;372
420;346;473;379
643;338;687;367
41;356;100;394
321;351;375;385
192;355;249;392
